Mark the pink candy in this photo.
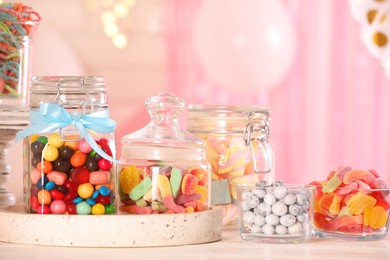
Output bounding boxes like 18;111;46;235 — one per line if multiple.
77;138;93;154
46;171;67;186
89;171;111;185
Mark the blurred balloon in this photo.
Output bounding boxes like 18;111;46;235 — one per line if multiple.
349;0;390;80
192;0;297;92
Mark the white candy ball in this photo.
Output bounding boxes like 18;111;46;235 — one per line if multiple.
243;211;256;224
288;204;303;216
283;193;297;205
256;202;272;216
275;225;288;235
254;214;266;227
272;201;288;216
273;186;288;199
262;224;275;235
264;193;277;206
288;222;303;234
280;214;296;227
265;213;280;226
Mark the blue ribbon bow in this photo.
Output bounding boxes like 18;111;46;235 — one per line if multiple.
16;103;119;163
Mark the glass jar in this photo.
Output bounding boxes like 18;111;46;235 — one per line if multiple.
187;105;274;224
0;18;39;108
118;93;210;214
18;76;117;214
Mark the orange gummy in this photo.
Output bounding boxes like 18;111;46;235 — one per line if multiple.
366;206;388;229
346;192;377;215
329;194;343;216
343;170;375;186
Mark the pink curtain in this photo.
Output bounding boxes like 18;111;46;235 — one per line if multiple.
164;0;390;185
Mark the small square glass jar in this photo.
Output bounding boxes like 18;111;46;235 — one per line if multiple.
236;183;315;243
118;93;211;215
311;184;390;241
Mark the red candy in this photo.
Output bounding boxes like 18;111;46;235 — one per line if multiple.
64;180;79;192
70;167;90;185
30;195;39;210
50;189;65;200
66;203;77;215
98;158;113;171
36;205;51;214
63;191;77;203
96;194;111;205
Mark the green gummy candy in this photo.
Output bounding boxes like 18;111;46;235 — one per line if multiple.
322;176;342;193
170;168;182;198
129;176;152;201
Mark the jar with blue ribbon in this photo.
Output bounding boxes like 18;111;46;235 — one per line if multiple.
17;76;118;215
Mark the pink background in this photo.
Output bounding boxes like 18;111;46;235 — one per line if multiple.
6;0;390;201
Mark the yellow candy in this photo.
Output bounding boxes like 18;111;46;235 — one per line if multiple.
29;134;39;143
195;185;208;203
37;190;52;205
77;183;94;199
119;165;140;194
91;203;105;215
346;192;377;215
43;144;59;162
369;206;388;229
48;133;64;148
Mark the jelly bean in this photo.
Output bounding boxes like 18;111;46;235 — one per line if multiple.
158;174;185;213
119;205;153;214
343;170;376;186
185;206;195;213
96;194;111;205
76;201;92;215
43;145;59;162
30;195;39;211
45;181;56;191
30;134;39;143
101;144;113;156
64;191;78;203
52;159;72;174
85;157;98;172
36;161;53;174
72;197;83;204
37;189;52;205
50;189;65;200
30;185;39;196
98;158;113;171
56;185;68;195
181;173;198;196
31;140;45;155
36;205;51;214
64;135;79;151
37;135;48;145
119;165;140;194
86;198;97;205
99;186;110;196
31;155;41;167
50;200;67;214
30;168;41;185
59;146;75;160
67;203;77;215
70;151;87;168
64;180;79;192
70;167;90;185
89;170;110;185
170;168;182;198
46;171;67;186
36;176;49;189
92;190;100;200
77;183;94;199
129;176;152;201
92;203;105;215
77;138;93;154
48;133;65;148
97;138;109;146
105;204;115;214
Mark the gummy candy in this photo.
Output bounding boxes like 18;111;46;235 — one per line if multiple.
311;166;390;235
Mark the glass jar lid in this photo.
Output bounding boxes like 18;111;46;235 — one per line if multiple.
121;93;206;161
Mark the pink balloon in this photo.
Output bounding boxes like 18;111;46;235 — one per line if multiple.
192;0;297;92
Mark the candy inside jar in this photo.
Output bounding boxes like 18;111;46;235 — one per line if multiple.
187;105;275;224
118;93;211;214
